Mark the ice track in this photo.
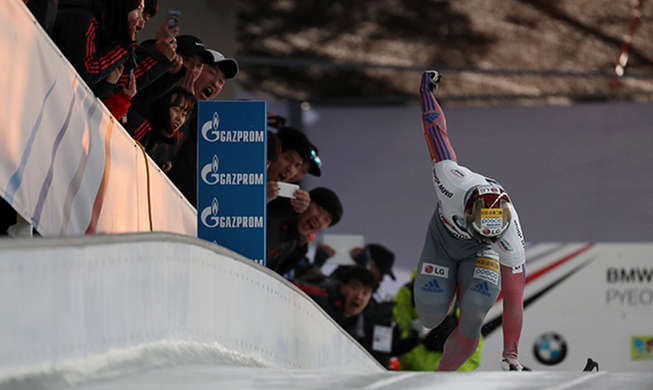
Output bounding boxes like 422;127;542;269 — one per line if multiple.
1;340;651;390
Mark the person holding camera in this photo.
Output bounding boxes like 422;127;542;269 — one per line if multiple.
412;71;526;371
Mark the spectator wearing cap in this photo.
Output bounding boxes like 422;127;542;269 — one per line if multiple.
129;34;211;106
286;143;322;183
329;244;397;286
267;187;343;277
165;48;239;206
294;266;377;342
326;243;416;369
267;127;313;217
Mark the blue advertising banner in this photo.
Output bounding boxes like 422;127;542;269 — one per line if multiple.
197;101;267;265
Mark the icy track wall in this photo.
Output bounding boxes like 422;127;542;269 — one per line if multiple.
0;233;383;385
0;0;196;237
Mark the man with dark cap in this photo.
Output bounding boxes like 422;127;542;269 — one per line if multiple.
267;127;313;215
129;35;217;106
286;142;322;183
165;48;239;206
326;243;418;370
294;266;377;342
267;187;343;277
329;243;396;286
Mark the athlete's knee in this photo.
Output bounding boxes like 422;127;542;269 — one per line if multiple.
458;302;490;338
417;311;449;330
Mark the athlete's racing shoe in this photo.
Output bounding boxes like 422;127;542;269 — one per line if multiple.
426;70;442;92
501;358;531;371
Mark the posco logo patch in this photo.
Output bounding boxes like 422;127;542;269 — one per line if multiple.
474;268;499;285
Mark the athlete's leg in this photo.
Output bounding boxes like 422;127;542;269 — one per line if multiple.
437;252;501;371
414;210;458;329
500;263;525;364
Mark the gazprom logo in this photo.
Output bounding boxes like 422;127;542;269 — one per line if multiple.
200;198;220;228
200;155;220;185
201;112;220;142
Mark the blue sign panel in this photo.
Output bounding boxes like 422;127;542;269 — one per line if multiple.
197;101;267;265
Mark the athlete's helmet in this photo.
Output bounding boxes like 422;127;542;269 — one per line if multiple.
463;185;513;244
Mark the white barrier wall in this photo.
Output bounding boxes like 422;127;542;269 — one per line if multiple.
478;243;653;372
0;233;382;385
0;0;196;237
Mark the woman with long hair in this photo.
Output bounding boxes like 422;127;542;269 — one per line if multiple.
51;0;146;88
123;86;195;172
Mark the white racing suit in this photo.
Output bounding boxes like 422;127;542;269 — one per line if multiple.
414;71;525;371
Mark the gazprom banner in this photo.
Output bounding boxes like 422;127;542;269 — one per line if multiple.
197;101;267;265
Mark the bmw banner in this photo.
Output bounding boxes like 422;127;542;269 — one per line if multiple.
197;101;267;265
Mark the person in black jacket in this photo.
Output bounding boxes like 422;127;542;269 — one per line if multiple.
165;49;239;206
267;187;342;276
51;0;147;89
294;266;377;341
123;86;194;171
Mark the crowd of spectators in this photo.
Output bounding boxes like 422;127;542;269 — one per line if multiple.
6;0;483;373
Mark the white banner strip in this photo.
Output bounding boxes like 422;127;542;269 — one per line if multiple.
0;0;196;237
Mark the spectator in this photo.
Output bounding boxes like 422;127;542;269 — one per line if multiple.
286;143;322;183
326;244;418;369
52;0;146;89
123;86;194;171
393;269;484;371
165;49;239;206
125;34;209;106
267;187;342;276
267;127;313;215
294;266;377;341
330;244;397;284
83;0;169;99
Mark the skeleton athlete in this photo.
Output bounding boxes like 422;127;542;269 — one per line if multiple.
414;71;526;371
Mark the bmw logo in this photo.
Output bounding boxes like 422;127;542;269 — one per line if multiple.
533;332;568;365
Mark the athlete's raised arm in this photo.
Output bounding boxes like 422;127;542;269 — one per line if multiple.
419;71;457;163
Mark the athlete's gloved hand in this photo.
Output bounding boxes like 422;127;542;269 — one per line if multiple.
501;358;530;371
